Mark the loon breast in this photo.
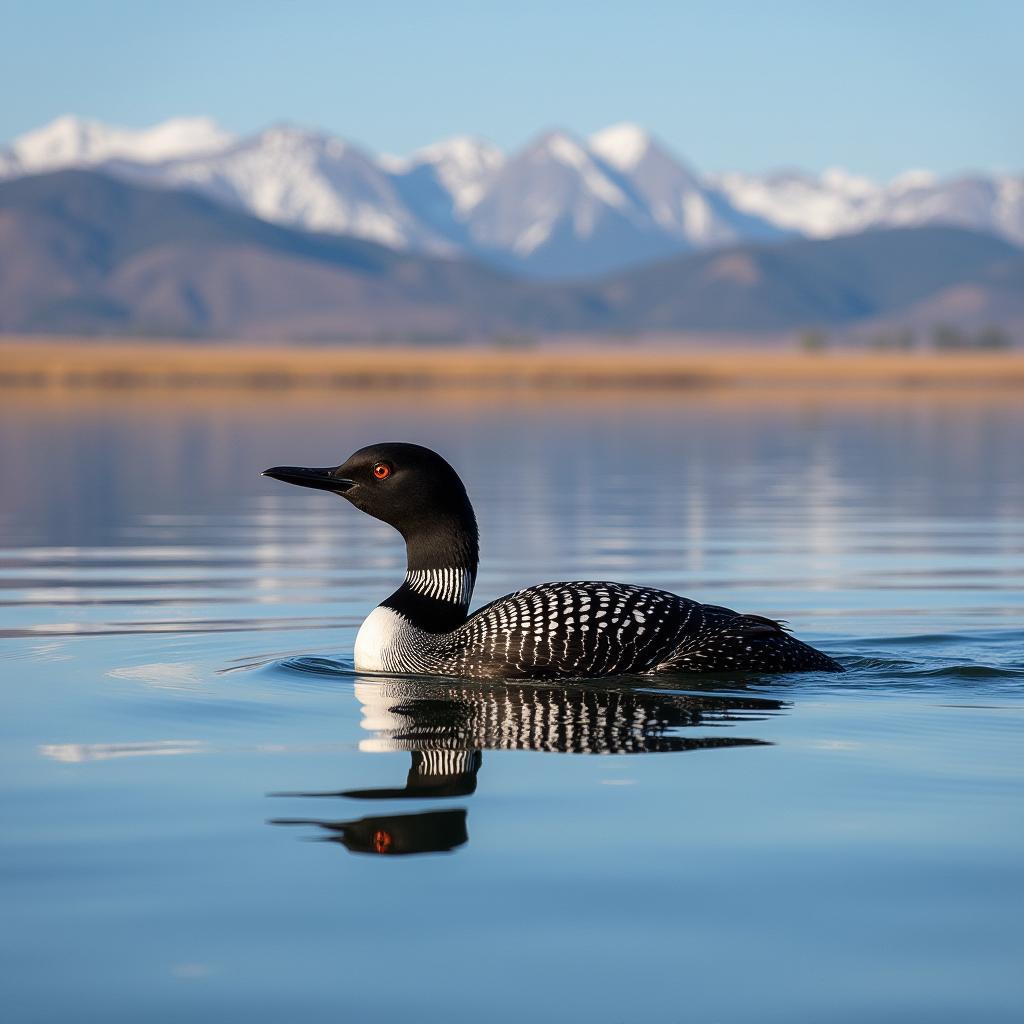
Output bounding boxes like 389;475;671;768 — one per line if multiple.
355;566;473;673
354;606;413;673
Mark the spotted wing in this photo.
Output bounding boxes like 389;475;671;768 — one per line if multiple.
439;581;702;679
437;582;841;679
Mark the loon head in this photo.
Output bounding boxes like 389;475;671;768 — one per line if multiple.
263;442;478;570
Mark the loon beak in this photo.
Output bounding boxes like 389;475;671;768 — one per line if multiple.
262;466;355;493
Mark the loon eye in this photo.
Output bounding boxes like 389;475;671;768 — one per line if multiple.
372;462;391;480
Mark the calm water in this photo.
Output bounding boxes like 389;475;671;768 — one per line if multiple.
2;392;1023;1022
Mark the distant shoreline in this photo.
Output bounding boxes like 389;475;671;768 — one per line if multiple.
2;338;1024;393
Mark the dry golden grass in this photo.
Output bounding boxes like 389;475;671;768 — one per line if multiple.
2;337;1024;395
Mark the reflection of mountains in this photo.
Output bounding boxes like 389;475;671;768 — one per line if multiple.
270;676;784;856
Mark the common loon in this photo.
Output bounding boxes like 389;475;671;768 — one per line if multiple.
263;442;843;679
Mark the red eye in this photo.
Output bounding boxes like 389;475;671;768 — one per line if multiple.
372;462;391;480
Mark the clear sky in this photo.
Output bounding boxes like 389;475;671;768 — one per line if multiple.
1;0;1020;179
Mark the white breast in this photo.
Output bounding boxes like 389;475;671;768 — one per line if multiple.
353;606;407;672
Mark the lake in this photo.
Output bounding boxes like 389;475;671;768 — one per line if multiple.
2;390;1022;1022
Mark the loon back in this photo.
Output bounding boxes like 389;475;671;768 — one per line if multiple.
264;442;843;679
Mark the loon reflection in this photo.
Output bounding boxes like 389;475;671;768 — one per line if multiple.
273;808;469;856
270;674;784;857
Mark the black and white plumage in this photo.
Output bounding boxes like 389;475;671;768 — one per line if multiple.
264;442;843;680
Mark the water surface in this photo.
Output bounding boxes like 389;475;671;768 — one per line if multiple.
2;392;1022;1022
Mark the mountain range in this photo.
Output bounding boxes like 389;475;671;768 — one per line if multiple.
2;115;1021;279
2;169;1021;339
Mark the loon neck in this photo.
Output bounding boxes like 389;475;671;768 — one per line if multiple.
381;514;479;632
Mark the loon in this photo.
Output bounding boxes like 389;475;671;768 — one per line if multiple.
263;442;843;679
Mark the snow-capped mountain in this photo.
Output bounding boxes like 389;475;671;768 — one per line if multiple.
383;135;504;214
590;123;784;247
0;114;233;176
714;168;1024;246
2;114;1020;277
112;124;454;252
455;128;786;276
382;136;505;250
459;130;683;277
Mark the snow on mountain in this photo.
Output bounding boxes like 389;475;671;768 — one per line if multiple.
116;125;456;252
384;135;504;213
590;123;785;247
873;173;1024;245
995;177;1024;244
1;114;1020;276
2;114;233;175
714;167;1024;246
468;129;645;257
588;122;652;173
713;168;889;237
458;129;687;277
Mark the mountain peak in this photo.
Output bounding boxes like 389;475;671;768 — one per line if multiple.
389;135;505;213
589;123;652;171
256;122;329;146
890;168;938;191
523;130;598;170
12;114;117;167
10;114;233;170
820;167;876;197
388;134;504;179
410;134;503;165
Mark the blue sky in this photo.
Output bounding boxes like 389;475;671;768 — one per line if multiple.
2;0;1020;179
